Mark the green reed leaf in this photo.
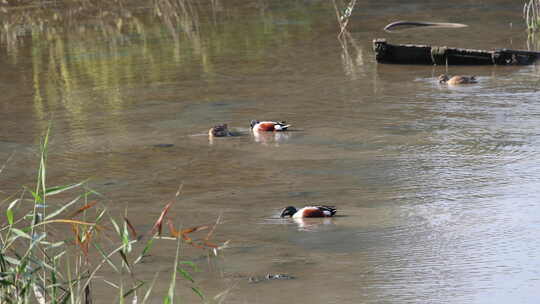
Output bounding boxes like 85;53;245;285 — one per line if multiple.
122;281;145;299
178;261;199;271
6;199;21;225
94;244;119;273
45;182;85;196
43;195;82;221
11;228;32;240
134;235;155;265
6;208;14;226
191;287;204;300
176;267;194;283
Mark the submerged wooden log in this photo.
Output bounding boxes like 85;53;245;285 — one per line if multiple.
384;21;468;32
373;39;540;65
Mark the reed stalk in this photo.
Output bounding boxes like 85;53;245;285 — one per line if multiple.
0;128;227;303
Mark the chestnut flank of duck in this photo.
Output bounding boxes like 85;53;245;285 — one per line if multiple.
280;206;337;218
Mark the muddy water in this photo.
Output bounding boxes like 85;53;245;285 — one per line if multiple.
2;0;540;303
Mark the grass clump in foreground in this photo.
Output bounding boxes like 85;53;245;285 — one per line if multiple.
0;129;229;303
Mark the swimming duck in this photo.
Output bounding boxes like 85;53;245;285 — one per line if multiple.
208;124;231;137
250;120;291;132
280;206;337;218
438;74;477;85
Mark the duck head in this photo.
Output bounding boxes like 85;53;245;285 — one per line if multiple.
438;74;449;83
280;206;297;218
210;124;229;137
250;120;259;128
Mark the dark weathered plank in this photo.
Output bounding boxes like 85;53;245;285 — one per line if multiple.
373;39;540;65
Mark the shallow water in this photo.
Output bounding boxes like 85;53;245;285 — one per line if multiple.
2;0;540;303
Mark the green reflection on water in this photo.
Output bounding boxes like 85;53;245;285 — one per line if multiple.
1;0;331;128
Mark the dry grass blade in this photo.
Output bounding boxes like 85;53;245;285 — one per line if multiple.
204;215;230;253
165;214;229;251
202;241;219;248
181;224;209;248
82;240;137;295
175;183;184;198
72;224;93;258
124;217;138;239
180;225;209;236
140;272;160;303
0;150;16;175
212;282;237;304
36;219;99;227
33;285;46;304
70;201;98;218
204;214;221;241
167;218;179;237
84;284;93;304
151;201;174;236
118;249;131;273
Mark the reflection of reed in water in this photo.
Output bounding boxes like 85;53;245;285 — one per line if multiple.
0;1;152;64
332;0;356;38
526;33;540;75
337;30;364;79
524;0;540;32
0;0;206;56
209;0;223;25
153;0;204;63
154;0;200;44
2;0;320;137
1;0;213;133
332;0;363;79
526;32;540;51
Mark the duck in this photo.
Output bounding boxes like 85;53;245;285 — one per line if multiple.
280;205;337;218
208;124;231;137
438;74;477;85
250;120;291;132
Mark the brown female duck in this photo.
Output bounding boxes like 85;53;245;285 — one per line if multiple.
438;74;477;85
208;124;231;137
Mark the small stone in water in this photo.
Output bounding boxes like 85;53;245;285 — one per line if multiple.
153;144;175;148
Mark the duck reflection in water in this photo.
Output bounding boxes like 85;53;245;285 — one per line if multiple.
252;130;291;145
292;217;335;231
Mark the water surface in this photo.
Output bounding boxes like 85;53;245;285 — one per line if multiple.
1;0;540;303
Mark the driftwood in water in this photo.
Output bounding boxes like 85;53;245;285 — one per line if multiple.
384;21;468;32
373;39;540;65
